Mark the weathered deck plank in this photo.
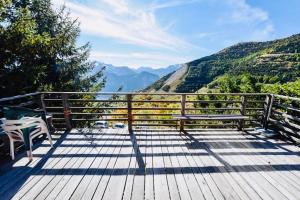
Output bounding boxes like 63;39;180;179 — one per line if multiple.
19;129;106;200
90;130;126;199
205;133;287;200
0;133;63;193
167;134;193;200
170;133;206;200
130;132;146;200
70;129;119;200
42;130;110;200
181;133;244;200
231;134;300;199
49;129;114;200
175;134;215;200
161;133;181;200
1;129;300;200
152;132;171;200
1;132;82;200
144;132;155;200
243;133;300;187
189;133;272;200
97;129;133;200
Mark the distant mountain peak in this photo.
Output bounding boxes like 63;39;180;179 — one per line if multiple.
94;62;180;92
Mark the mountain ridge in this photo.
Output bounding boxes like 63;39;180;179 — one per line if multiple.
145;33;300;93
94;62;180;92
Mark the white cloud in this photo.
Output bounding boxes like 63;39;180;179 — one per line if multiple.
218;0;275;40
148;0;201;11
90;51;193;68
101;0;130;14
195;32;220;39
51;0;276;68
225;0;269;23
252;23;275;41
52;0;195;50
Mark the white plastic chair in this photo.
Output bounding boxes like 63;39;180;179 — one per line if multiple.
1;117;53;160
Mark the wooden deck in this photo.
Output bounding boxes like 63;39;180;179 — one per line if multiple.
1;129;300;200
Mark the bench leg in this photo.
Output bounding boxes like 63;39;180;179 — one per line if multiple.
180;119;185;133
238;119;244;131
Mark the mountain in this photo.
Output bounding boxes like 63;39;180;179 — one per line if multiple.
145;33;300;93
135;64;181;77
94;62;180;92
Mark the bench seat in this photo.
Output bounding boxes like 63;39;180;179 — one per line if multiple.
172;114;249;120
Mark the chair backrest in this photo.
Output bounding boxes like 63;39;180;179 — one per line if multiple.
1;106;46;121
1;106;50;133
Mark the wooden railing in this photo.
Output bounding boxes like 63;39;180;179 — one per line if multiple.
269;94;300;142
0;92;268;132
0;92;41;108
2;92;300;142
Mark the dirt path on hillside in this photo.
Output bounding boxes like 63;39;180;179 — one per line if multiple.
160;64;188;91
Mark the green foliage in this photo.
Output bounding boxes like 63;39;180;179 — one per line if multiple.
0;0;105;97
260;83;282;94
174;34;300;92
162;85;170;92
208;74;238;93
279;80;300;97
204;73;300;98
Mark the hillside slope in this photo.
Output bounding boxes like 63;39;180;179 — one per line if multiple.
146;33;300;92
144;64;188;92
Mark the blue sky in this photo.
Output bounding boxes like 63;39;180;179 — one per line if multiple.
53;0;300;68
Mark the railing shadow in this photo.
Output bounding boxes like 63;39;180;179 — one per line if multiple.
182;130;233;170
1;129;300;199
129;132;146;173
0;130;69;199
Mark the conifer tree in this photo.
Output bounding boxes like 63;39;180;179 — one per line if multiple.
0;0;105;97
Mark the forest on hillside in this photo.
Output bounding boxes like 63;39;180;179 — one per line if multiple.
177;34;300;95
147;34;300;97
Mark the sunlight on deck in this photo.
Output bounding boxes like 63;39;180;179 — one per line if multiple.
1;129;300;200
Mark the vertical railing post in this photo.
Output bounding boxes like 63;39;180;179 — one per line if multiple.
40;93;46;112
263;94;274;129
40;93;55;133
180;94;186;133
62;93;72;131
238;95;246;131
127;94;133;134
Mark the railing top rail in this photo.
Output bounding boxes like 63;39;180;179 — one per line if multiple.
40;91;269;96
0;92;41;102
0;92;270;102
274;94;300;102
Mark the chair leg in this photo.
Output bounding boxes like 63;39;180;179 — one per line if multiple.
27;151;33;161
46;131;53;148
10;140;15;160
27;139;33;161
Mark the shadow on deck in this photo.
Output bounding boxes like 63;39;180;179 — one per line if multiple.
0;129;300;200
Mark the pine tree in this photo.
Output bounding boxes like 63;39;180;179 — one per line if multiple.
0;0;105;97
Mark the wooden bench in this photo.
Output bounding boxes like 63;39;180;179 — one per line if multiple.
172;114;249;131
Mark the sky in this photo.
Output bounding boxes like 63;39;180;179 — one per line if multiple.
52;0;300;68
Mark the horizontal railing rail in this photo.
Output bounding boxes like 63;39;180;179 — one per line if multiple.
5;92;300;140
0;92;41;102
269;94;300;142
0;92;42;109
36;92;267;131
41;91;269;96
